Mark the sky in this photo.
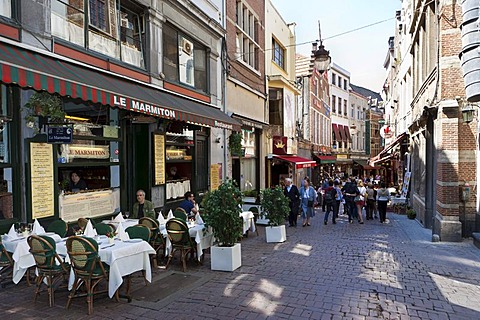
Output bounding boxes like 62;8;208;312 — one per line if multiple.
271;0;401;93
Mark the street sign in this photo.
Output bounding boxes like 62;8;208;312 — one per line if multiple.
47;125;73;144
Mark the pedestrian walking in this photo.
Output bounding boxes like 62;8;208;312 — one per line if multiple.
355;180;366;224
365;183;377;220
299;179;316;227
284;178;300;227
341;176;360;223
323;180;336;225
333;180;342;219
376;182;391;223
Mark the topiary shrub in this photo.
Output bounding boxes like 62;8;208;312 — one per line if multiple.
261;186;290;227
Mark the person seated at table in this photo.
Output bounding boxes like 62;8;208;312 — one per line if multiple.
169;166;182;180
178;191;198;218
69;171;87;192
132;189;155;219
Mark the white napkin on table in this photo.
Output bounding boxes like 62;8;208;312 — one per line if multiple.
83;220;97;237
32;219;46;235
167;210;174;221
157;212;166;225
7;224;18;239
115;223;130;241
113;212;125;223
195;213;204;225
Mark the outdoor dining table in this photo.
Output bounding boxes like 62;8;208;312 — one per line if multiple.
2;233;155;299
163;222;214;262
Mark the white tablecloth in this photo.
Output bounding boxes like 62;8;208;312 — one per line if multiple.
390;197;407;205
101;219;139;230
68;239;155;298
4;235;155;298
240;211;256;234
164;223;213;261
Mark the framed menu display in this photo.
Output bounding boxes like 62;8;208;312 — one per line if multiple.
59;188;120;222
30;142;55;219
153;134;166;185
210;163;222;191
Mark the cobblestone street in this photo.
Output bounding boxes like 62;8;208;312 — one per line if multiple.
2;210;480;319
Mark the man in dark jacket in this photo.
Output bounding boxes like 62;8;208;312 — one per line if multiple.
341;176;360;223
284;178;300;227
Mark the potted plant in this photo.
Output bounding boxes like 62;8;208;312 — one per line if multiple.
242;189;258;204
261;186;289;243
228;132;243;157
23;91;65;132
407;208;416;220
202;178;243;271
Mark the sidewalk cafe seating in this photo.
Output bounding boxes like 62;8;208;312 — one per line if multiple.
125;225;151;287
46;219;69;238
139;217;165;262
174;207;188;221
0;240;13;288
95;223;114;236
27;235;69;307
165;218;197;272
66;236;116;315
247;206;260;236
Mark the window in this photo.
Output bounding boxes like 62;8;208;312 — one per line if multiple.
344;79;348;90
236;1;260;70
272;38;285;69
351;104;355;118
332;95;336;113
51;0;146;69
268;89;283;125
0;0;12;18
338;97;342;114
338;76;342;87
344;100;347;116
163;24;208;94
331;73;336;86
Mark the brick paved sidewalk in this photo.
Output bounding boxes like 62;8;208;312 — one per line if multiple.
1;209;480;319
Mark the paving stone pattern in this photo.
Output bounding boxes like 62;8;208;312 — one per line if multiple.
1;209;480;319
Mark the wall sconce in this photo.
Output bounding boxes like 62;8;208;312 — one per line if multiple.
461;104;475;123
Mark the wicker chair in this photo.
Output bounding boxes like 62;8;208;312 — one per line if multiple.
173;207;188;221
165;218;197;272
139;217;165;259
125;225;150;242
46;219;68;237
0;240;13;288
27;235;69;307
95;223;114;236
66;236;114;315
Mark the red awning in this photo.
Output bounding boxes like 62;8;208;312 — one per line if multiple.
370;132;408;164
337;125;345;142
344;126;351;142
314;155;336;164
0;41;241;131
332;124;340;141
273;155;317;169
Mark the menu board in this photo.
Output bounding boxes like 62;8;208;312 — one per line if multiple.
210;163;222;191
59;189;120;222
30;142;55;219
153;134;166;185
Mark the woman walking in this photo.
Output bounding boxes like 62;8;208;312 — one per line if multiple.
299;179;316;227
355;180;366;224
376;182;391;223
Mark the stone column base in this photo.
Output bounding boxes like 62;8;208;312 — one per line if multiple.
433;213;462;242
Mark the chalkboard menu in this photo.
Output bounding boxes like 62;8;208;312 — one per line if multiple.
153;134;166;185
30;142;55;219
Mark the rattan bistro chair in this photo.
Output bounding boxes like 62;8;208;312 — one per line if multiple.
95;223;114;236
165;218;197;272
139;217;165;259
27;235;69;307
66;236;115;315
173;208;188;221
0;240;13;288
125;225;150;242
46;219;68;237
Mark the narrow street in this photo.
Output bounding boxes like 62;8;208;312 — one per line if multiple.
2;209;480;319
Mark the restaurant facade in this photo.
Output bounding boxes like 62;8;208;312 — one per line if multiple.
0;0;240;232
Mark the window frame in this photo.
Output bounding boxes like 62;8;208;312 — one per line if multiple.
272;38;285;69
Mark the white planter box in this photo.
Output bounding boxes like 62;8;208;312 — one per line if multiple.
265;225;286;243
243;196;257;204
210;243;241;271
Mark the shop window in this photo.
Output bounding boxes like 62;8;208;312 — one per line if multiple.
0;0;12;18
51;0;146;69
0;85;13;221
162;24;208;94
58;101;120;193
269;89;283;125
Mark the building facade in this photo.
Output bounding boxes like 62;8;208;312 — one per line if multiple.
0;0;240;231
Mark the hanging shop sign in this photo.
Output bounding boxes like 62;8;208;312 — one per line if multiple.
273;136;288;155
47;125;73;144
380;125;394;139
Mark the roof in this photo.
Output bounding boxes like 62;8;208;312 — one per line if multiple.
350;84;383;102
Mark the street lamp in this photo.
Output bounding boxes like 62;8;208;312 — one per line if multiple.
312;21;331;74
